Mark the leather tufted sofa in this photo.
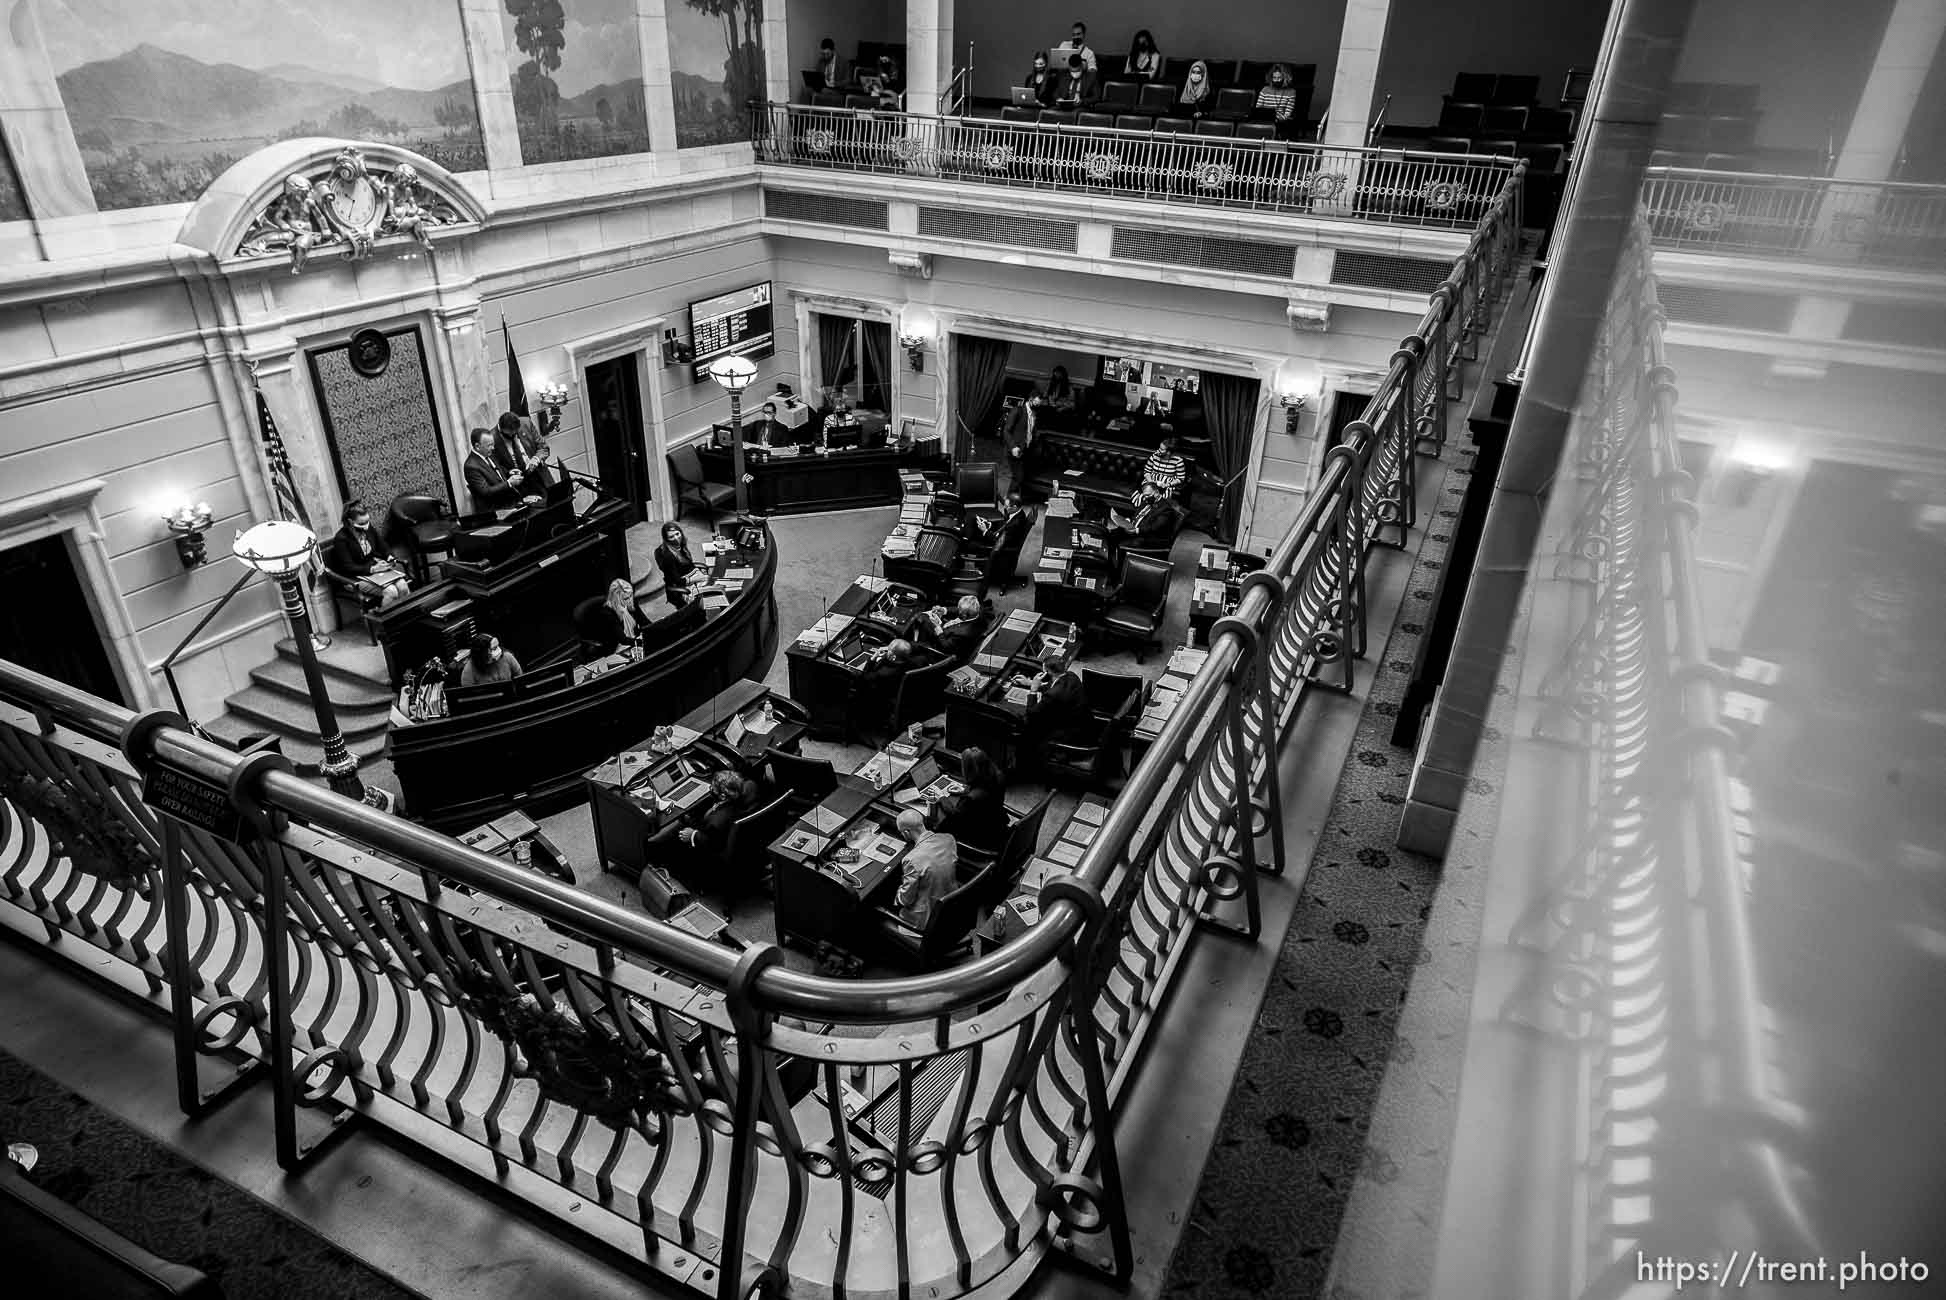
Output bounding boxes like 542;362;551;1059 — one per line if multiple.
1022;432;1148;502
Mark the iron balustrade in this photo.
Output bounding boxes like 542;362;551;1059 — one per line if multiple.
753;102;1521;230
1641;167;1946;270
0;174;1521;1300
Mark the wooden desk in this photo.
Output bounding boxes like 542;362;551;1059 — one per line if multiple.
1030;514;1113;623
1130;642;1209;761
1187;545;1264;644
697;442;944;515
387;525;780;833
944;610;1080;719
784;577;929;738
972;798;1108;955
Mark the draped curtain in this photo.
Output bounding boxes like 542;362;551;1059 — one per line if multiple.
816;313;856;397
1198;370;1262;544
860;321;892;412
951;333;1013;461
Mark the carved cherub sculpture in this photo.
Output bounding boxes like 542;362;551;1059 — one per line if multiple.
246;174;325;274
384;162;438;253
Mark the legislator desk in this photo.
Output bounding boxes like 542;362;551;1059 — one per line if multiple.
386;526;780;833
785;576;934;737
584;680;807;880
971;798;1107;955
768;738;946;952
942;609;1080;767
697;441;944;516
368;491;632;686
1030;511;1113;625
1187;544;1266;645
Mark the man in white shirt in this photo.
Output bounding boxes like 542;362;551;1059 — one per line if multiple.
894;808;958;929
1060;20;1097;71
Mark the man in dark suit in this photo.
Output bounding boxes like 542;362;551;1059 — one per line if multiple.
494;411;554;494
917;597;990;663
1050;54;1098;108
1022;667;1090;750
464;427;523;511
648;770;761;881
748;401;794;449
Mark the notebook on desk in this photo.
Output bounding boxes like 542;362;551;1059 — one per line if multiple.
807;805;851;835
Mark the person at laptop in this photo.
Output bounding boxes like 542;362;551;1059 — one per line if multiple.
750;400;792;449
1022;666;1089;751
1058;20;1097;71
326;499;411;608
654;522;701;608
934;747;1007;853
494;410;554;496
458;632;523;688
1050;53;1097;110
1022;50;1058;105
868;55;903;108
859;637;914;689
816;37;847;90
917;596;990;663
894;808;958;929
648;770;761;876
464;426;524;510
587;577;647;654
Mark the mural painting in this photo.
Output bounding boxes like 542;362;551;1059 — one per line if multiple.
40;0;485;212
665;0;766;148
503;0;652;164
0;137;25;222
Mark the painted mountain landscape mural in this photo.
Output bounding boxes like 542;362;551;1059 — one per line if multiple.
40;0;482;211
666;0;765;148
504;0;651;165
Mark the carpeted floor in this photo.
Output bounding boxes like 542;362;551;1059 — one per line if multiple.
1159;453;1475;1300
0;1049;424;1300
546;502;1215;975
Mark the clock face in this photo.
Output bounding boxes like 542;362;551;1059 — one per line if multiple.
331;176;379;228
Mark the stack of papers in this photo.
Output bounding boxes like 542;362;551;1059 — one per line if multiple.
1193;578;1227;605
1004;686;1033;706
899;503;928;523
794;613;855;651
972;652;1008;672
1002;610;1037;631
857;574;889;593
1047;840;1085;866
724;566;754;580
855;749;919;785
1043;546;1072;561
1073;801;1109;825
1199;545;1230;570
1168;646;1210;676
946;665;988;693
1045;495;1077;518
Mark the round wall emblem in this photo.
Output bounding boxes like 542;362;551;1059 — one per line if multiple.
1083;152;1118;181
982;143;1016;172
1421;180;1460;210
1682;200;1731;232
1195;161;1234;191
1308;172;1347;200
806;128;837;155
348;328;391;377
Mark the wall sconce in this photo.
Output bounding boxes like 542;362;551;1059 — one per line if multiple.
661;329;695;367
1276;363;1313;435
534;378;570;436
899;308;935;374
1278;391;1308;435
162;501;215;568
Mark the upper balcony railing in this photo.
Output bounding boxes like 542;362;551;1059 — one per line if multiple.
753;102;1522;232
0;173;1522;1300
1642;166;1946;271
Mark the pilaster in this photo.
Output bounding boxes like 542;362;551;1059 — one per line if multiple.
905;0;954;117
459;0;524;175
640;0;681;156
0;0;95;220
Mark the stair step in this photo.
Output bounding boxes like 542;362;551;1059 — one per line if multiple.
223;686;391;741
249;658;392;710
202;714;389;772
274;636;391;692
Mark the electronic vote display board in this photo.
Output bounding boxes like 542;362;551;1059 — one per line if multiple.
689;281;775;382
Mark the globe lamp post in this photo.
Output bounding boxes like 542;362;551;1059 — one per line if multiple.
707;353;758;516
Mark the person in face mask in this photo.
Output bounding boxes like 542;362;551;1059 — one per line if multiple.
1179;60;1212;115
458;632;524;688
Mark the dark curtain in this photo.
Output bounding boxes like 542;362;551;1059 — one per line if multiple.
951;333;1013;461
816;313;855;397
1199;370;1261;544
860;321;891;412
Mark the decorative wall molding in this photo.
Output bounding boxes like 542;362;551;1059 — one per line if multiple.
1287;300;1332;332
888;249;933;279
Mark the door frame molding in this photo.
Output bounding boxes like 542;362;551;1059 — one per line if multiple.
564;317;670;520
0;478;150;708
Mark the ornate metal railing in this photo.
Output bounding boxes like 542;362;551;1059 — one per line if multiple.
753;103;1521;230
1641;167;1946;270
0;175;1520;1300
1486;215;1820;1299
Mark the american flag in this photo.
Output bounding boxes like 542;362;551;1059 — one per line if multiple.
255;386;313;532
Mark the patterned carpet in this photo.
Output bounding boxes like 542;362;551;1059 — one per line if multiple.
1160;453;1476;1300
0;1050;424;1300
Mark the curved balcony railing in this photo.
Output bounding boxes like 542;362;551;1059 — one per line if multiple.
0;177;1520;1300
1641;166;1946;270
752;102;1522;231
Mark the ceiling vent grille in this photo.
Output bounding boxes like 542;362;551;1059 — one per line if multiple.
764;190;890;230
1329;252;1450;294
1656;284;1794;332
915;207;1078;252
1111;227;1296;279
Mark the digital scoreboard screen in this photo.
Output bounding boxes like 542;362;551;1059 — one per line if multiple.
688;281;775;381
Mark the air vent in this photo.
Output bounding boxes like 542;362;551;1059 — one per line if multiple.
1330;252;1450;294
1840;301;1946;349
1110;227;1295;279
915;207;1077;253
1656;284;1793;332
764;190;889;230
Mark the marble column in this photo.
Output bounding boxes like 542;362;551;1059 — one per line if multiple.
459;0;524;174
905;0;954;118
241;337;344;539
1316;0;1395;216
1782;0;1946;365
0;0;94;219
763;0;791;113
639;0;681;156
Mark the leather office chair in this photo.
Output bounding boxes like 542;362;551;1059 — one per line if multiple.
893;657;954;734
1094;553;1172;660
389;493;458;583
1209;88;1257;122
959;789;1052;909
319;561;387;644
572;595;612;660
1112;500;1187;566
1043;673;1144;790
1137;82;1176;115
954;461;1000;507
723;791;795;893
764;747;837;813
945;695;1020;775
882;525;959;600
668;444;736;527
857;858;996;972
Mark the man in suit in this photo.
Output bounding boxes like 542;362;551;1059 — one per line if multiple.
1051;54;1098;109
494;410;554;495
1000;397;1040;496
749;401;793;449
894;808;958;929
648;770;761;881
917;596;990;663
1022;667;1091;751
464;427;523;510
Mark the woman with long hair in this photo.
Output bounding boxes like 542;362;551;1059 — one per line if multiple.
1125;29;1163;81
653;521;699;607
1257;63;1299;127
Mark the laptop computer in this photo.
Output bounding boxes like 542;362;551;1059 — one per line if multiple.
1010;86;1041;107
802;69;826;94
860;74;885;97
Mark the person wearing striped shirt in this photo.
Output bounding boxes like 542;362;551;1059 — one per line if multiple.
1257;64;1299;126
1137;433;1189;506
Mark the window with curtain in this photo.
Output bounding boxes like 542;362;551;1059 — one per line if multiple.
952;334;1013;461
1198;370;1263;545
860;321;891;412
816;312;858;401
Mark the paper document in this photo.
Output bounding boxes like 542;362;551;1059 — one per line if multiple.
807;806;850;835
857;574;889;593
1072;800;1108;825
1043;547;1072;560
1003;609;1037;629
1004;686;1032;706
1193;578;1226;604
1047;840;1084;866
1168;646;1210;676
724;566;754;580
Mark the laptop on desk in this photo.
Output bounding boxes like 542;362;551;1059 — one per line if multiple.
802;69;826;94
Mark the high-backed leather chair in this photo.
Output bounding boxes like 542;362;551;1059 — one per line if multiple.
389;492;458;582
1094;553;1173;660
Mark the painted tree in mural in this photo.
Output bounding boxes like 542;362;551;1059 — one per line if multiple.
507;0;568;144
686;0;764;126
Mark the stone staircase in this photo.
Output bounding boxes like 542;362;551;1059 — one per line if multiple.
201;637;394;774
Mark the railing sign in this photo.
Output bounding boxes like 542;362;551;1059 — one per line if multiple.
143;766;245;842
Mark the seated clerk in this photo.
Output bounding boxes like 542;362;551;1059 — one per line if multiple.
653;521;701;608
494;410;554;495
1023;50;1058;105
858;637;915;689
1103;490;1180;563
933;746;1007;854
327;499;411;607
1021;666;1091;749
748;400;792;449
816;37;848;89
458;632;523;688
464;426;524;511
647;770;762;875
588;577;648;655
894;808;958;929
1050;53;1098;109
917;596;990;663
